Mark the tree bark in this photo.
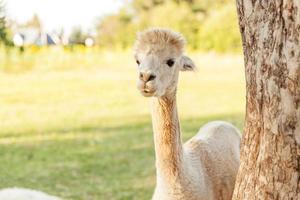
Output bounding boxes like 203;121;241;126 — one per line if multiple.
233;0;300;199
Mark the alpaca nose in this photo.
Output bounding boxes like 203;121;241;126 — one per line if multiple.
139;72;156;82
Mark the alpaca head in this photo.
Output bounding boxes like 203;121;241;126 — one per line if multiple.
134;28;195;97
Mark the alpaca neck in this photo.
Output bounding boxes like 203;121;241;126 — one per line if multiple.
151;91;184;182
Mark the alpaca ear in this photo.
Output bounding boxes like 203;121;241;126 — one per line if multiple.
179;55;196;71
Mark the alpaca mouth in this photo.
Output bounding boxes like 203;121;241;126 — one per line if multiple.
141;88;155;97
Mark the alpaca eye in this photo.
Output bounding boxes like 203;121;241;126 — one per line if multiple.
166;59;175;67
136;60;140;65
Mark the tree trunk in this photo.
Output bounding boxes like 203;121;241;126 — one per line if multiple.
233;0;300;199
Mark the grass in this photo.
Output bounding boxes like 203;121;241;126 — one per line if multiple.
0;48;245;200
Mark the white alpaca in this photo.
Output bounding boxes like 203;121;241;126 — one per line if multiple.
134;28;241;200
0;188;61;200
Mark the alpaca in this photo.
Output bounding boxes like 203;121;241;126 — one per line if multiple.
0;188;61;200
134;28;241;200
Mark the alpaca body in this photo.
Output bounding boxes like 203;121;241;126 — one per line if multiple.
150;95;240;200
153;121;240;200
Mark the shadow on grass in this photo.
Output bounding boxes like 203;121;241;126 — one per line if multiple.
0;112;244;200
0;112;244;140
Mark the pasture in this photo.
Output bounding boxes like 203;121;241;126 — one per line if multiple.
0;48;245;200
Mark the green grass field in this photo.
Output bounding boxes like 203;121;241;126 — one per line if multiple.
0;48;245;200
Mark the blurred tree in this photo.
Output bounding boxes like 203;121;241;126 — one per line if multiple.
132;0;166;12
95;0;241;52
177;0;233;13
69;26;87;45
25;14;42;33
137;1;202;49
0;0;11;46
96;9;137;48
199;4;241;52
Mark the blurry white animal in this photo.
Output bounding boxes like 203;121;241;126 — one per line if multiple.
0;188;61;200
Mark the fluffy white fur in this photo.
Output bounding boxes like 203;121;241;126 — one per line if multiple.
134;28;241;200
0;188;61;200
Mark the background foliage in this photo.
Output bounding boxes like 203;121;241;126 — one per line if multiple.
0;0;11;46
0;0;241;52
96;0;241;52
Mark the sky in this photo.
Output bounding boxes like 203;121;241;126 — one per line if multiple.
5;0;126;34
